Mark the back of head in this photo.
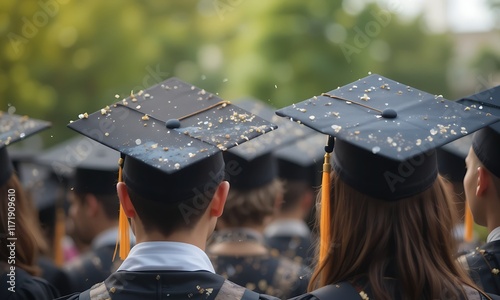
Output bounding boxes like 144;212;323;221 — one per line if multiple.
311;171;471;299
124;151;225;236
220;178;283;228
472;127;500;179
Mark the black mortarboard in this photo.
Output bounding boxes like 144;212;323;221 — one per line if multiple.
276;74;499;200
37;136;119;195
0;112;51;185
67;78;276;202
223;98;313;190
458;86;500;178
436;135;472;182
275;133;326;186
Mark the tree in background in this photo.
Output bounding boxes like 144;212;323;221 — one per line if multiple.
471;0;500;87
1;0;452;146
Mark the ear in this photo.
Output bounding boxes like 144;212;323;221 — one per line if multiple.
209;181;229;217
116;182;136;218
476;167;490;197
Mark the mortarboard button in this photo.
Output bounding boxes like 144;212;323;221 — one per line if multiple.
166;119;181;129
381;108;397;119
276;74;500;200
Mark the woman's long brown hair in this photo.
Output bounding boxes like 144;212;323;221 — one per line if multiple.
308;172;477;299
0;175;48;276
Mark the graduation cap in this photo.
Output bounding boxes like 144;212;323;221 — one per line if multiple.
223;98;314;190
0;111;51;185
67;78;276;259
275;133;326;186
457;85;500;178
68;79;276;200
37;136;119;195
276;74;498;200
275;74;499;263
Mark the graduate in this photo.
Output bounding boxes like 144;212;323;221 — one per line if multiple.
55;78;279;300
0;112;59;299
275;74;500;299
457;86;500;295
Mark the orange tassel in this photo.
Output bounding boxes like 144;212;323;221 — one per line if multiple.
464;199;473;242
53;207;65;266
113;157;130;261
319;152;332;264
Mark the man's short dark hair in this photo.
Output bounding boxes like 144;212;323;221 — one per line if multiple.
126;185;216;237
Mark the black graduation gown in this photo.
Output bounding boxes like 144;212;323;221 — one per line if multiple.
458;240;500;295
63;244;122;293
0;265;59;300
265;235;313;266
38;257;72;296
289;280;500;300
210;253;310;299
56;270;279;300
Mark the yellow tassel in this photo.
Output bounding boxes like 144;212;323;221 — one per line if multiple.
319;152;332;265
113;157;130;261
464;199;473;242
53;207;65;266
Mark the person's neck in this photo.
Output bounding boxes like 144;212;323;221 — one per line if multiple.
136;230;208;251
208;227;268;256
273;208;305;221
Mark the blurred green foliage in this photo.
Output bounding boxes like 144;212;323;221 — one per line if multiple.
0;0;453;147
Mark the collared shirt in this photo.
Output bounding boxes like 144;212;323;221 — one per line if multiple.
117;241;215;273
91;227;136;251
487;226;500;243
264;219;310;239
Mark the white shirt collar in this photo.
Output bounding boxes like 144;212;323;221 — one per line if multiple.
117;241;215;273
487;226;500;243
264;219;311;239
